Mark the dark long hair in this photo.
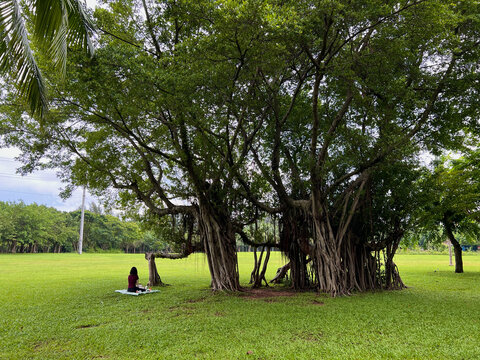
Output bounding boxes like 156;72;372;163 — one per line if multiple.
130;266;138;275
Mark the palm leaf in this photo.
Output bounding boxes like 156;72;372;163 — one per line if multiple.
35;0;94;75
0;0;47;117
0;0;94;118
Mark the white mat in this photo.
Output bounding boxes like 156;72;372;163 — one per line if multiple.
115;289;160;296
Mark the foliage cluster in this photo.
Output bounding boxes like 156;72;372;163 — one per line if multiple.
0;201;169;253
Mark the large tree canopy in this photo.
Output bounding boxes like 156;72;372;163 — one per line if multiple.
1;0;480;294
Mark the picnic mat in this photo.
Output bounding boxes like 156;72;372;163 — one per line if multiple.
115;289;160;296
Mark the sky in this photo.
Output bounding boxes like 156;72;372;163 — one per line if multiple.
0;148;94;212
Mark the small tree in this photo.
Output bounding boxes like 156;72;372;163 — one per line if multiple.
417;152;480;273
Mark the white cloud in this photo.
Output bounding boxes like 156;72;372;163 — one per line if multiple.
0;148;95;212
85;0;98;9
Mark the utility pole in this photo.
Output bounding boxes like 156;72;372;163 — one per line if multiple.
78;187;86;254
448;240;453;266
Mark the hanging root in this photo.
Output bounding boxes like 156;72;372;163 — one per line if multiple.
390;262;407;289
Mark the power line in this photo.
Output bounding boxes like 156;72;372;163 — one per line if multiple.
0;189;84;198
0;173;58;181
0;189;57;197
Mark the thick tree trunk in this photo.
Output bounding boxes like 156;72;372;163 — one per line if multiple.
289;242;310;290
279;209;312;290
145;253;164;286
443;217;463;273
10;241;17;253
311;197;344;296
310;178;369;296
312;220;343;295
197;203;240;291
452;242;463;274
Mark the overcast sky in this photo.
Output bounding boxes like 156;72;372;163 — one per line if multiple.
0;148;95;212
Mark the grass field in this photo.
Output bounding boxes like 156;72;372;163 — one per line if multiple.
1;252;480;359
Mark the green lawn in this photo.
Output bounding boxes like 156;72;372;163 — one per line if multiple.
1;252;480;359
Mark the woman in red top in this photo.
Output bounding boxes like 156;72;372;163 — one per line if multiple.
127;267;146;292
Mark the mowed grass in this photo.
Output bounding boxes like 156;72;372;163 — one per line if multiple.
1;252;480;360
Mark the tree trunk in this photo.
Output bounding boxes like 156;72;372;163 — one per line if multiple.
311;197;343;296
197;202;240;291
279;209;312;290
253;246;271;288
250;246;271;288
312;221;343;295
384;235;406;290
10;240;17;253
145;253;164;286
310;178;368;296
250;247;258;284
443;217;463;273
270;262;291;283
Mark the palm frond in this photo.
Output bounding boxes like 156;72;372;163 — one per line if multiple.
0;0;47;117
0;0;94;118
35;0;94;74
65;0;94;54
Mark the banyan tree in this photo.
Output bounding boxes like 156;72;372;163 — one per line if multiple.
232;0;480;295
1;0;479;296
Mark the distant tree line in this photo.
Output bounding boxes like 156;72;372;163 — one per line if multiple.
0;201;169;254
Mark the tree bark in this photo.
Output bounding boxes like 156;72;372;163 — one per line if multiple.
384;235;406;290
197;202;240;291
270;262;291;283
145;253;164;286
311;196;344;296
443;217;463;273
251;246;271;288
255;246;271;288
279;209;312;290
250;247;258;284
10;240;17;253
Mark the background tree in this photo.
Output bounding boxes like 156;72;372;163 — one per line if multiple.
415;151;480;273
0;201;151;253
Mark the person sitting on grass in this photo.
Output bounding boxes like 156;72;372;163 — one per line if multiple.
128;267;146;293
